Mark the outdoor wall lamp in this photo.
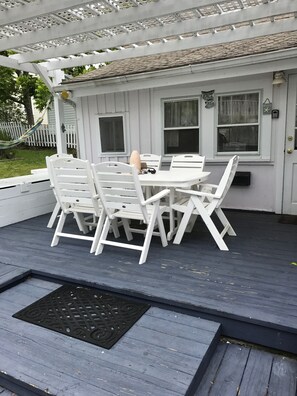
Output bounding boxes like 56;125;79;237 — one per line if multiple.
60;90;72;100
272;71;286;86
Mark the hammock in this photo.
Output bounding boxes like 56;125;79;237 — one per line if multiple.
0;99;51;150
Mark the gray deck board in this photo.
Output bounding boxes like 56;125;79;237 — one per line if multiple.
0;278;220;395
195;341;297;396
0;211;297;340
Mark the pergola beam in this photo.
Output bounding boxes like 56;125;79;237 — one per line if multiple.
42;18;297;71
0;0;238;52
0;54;35;73
12;0;296;65
0;0;92;27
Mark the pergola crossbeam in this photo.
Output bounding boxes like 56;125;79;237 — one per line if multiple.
9;0;296;68
0;0;254;53
42;17;297;71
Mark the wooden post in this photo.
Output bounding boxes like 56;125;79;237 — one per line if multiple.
53;70;67;154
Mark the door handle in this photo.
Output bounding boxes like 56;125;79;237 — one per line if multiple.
287;148;293;154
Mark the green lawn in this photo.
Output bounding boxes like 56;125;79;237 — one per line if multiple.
0;147;56;178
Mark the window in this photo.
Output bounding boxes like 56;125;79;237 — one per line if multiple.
99;115;125;153
163;98;199;154
217;93;259;153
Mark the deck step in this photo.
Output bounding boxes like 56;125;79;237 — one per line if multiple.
0;263;30;292
0;278;221;396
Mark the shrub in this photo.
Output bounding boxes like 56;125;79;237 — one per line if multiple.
0;130;16;159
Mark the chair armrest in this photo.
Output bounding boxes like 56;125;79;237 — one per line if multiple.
175;188;215;199
199;183;218;190
143;189;170;205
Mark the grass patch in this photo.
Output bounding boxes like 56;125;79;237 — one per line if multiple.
0;147;56;178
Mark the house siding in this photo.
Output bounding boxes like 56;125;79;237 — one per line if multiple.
72;69;295;213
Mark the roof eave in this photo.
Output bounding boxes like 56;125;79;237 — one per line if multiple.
55;47;297;96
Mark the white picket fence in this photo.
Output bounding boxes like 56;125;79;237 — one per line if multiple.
0;122;77;149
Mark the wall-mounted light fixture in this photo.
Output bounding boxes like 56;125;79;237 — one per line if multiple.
272;71;286;86
60;90;72;100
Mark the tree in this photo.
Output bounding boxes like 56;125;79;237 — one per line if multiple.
0;50;98;125
0;54;37;125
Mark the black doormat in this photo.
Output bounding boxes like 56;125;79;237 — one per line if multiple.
278;215;297;225
13;284;150;349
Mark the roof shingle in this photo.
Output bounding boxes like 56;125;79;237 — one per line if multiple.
65;31;297;84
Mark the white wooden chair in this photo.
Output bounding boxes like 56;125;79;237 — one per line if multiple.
140;153;162;170
48;157;107;253
46;153;76;229
170;154;205;171
172;155;239;251
92;161;169;264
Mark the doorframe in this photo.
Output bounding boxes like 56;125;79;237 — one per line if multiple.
281;73;297;214
273;74;291;214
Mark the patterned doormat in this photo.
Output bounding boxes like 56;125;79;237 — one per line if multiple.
13;284;150;349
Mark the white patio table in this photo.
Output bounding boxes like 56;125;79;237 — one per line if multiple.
139;169;210;240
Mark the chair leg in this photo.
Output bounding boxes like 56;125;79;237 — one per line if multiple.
111;219;120;238
139;204;159;265
157;211;168;247
51;212;67;246
122;218;133;241
95;216;111;255
215;208;236;236
173;200;195;245
47;202;60;228
73;213;89;234
192;197;229;251
90;213;106;253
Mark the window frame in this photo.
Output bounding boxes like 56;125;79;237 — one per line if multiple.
162;96;200;157
98;113;127;156
215;91;261;156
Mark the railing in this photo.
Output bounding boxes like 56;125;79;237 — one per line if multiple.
0;122;77;149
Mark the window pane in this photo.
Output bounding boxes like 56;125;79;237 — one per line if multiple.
164;100;198;128
218;126;258;152
99;116;124;153
218;93;259;124
164;129;199;154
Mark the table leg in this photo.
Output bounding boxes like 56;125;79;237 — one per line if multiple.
167;188;177;241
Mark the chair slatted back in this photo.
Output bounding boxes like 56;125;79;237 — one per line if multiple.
140;153;161;170
46;153;73;188
215;155;239;206
92;162;149;223
170;154;205;170
49;157;100;216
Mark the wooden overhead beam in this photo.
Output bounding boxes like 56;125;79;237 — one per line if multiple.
0;0;233;52
42;18;297;71
12;0;296;64
0;54;35;73
0;0;92;27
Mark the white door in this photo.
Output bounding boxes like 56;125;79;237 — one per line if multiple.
283;74;297;215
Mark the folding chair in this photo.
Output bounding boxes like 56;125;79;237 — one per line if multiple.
46;154;96;233
170;154;205;170
48;157;108;253
140;153;162;170
92;161;169;264
172;155;239;250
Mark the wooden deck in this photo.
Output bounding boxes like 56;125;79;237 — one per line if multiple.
195;339;297;396
0;210;297;394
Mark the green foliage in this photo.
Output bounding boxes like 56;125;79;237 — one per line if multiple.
0;50;97;124
34;79;53;112
0;130;16;159
0;147;56;178
0;101;26;123
64;65;96;77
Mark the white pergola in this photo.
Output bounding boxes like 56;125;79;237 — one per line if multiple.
0;0;296;152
